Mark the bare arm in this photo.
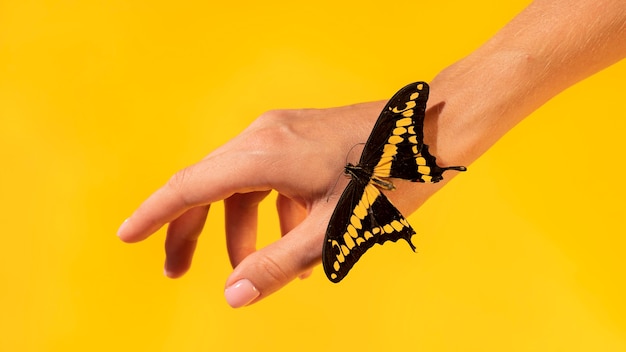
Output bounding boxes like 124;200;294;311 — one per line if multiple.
433;0;626;164
118;0;626;307
393;0;626;213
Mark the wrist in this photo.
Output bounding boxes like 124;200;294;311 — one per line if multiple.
424;49;547;169
425;0;626;171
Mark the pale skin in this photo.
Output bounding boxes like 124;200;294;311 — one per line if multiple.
117;0;626;307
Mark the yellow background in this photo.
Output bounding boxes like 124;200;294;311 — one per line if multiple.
1;1;625;351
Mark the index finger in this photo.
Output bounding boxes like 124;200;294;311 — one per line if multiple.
117;151;270;243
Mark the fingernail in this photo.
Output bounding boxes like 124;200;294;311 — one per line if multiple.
117;218;130;238
164;267;174;278
224;279;259;308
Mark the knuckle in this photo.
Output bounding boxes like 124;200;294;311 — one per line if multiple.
165;167;195;206
253;254;292;286
256;109;290;124
247;110;298;151
166;168;187;192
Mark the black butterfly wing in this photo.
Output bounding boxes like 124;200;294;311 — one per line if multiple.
362;81;466;183
322;179;416;283
322;81;466;283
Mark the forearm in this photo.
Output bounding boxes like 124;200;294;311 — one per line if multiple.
431;0;625;165
395;0;626;213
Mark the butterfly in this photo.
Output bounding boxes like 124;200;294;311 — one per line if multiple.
322;82;467;283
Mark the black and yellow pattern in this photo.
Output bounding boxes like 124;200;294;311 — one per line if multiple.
322;82;467;283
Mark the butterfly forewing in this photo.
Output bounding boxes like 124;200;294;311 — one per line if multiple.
359;82;429;174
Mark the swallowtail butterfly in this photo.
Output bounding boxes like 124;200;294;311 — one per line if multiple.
322;82;466;282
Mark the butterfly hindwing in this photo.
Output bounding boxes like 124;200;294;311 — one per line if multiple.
322;180;416;283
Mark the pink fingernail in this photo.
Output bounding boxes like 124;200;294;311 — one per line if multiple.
224;279;259;308
117;218;130;238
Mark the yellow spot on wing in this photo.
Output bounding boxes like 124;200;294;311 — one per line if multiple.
364;184;380;204
416;156;426;165
408;136;418;144
418;165;431;174
374;165;391;178
354;204;367;219
375;166;392;178
350;214;362;229
396;117;412;127
388;135;403;144
347;225;359;239
379;145;396;164
377;156;393;166
331;240;345;262
410;92;420;100
393;127;407;135
390;101;416;114
383;224;394;233
390;220;404;231
343;232;355;249
383;145;397;156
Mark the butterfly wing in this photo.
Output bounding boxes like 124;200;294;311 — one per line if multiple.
322;179;416;283
362;81;466;183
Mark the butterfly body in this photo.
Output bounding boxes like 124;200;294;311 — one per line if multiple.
345;163;395;191
322;82;466;283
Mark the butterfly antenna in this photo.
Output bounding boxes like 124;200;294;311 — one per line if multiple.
346;142;366;163
325;143;366;203
326;173;344;203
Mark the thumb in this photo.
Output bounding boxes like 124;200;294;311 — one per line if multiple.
223;212;328;308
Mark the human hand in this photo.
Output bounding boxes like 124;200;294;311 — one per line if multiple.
117;102;429;307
